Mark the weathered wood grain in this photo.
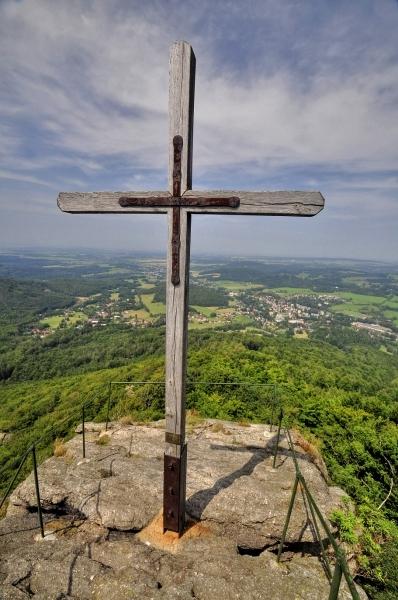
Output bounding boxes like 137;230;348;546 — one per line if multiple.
165;41;195;459
57;191;169;214
165;210;191;458
183;190;324;215
168;41;195;195
58;190;324;216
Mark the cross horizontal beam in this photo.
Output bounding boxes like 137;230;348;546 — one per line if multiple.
58;190;324;216
119;195;240;208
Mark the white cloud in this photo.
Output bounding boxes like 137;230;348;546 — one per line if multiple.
0;0;397;259
1;0;397;182
0;169;58;189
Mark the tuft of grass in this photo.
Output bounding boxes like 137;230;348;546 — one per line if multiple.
231;436;241;445
0;499;9;520
237;419;251;427
129;452;144;459
186;409;204;428
292;428;329;481
96;434;110;446
53;438;67;457
211;422;231;435
119;415;136;426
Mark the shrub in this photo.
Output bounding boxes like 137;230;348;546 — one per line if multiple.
96;434;110;446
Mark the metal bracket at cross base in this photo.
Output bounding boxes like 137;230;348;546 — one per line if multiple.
163;443;187;534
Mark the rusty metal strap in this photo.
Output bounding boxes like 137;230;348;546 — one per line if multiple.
118;196;240;208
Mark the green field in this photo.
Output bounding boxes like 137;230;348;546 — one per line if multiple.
190;305;218;317
68;311;88;324
138;281;155;290
271;287;317;296
265;286;398;327
213;280;264;291
40;315;64;328
294;330;309;339
232;315;254;326
189;320;219;330
40;311;88;329
383;298;398;310
342;275;372;288
217;307;235;316
141;294;166;315
123;309;151;321
383;310;398;326
334;292;386;304
188;307;249;330
331;303;368;318
331;292;398;323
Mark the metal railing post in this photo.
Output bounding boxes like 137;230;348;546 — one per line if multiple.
82;404;86;458
306;490;332;580
270;384;276;431
0;447;31;512
31;445;44;538
298;476;360;600
272;409;283;468
277;473;299;561
281;428;359;600
328;559;343;600
285;428;301;474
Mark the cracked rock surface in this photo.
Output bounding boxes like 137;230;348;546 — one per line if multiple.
1;420;367;599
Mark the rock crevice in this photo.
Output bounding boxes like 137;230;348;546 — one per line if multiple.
0;420;366;599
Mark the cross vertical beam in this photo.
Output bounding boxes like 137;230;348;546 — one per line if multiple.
163;41;196;533
56;39;325;537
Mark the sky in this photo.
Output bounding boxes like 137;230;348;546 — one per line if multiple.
0;0;397;261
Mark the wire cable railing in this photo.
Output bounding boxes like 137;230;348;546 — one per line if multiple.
1;378;362;600
272;410;361;600
1;380;280;537
104;380;279;431
0;403;92;536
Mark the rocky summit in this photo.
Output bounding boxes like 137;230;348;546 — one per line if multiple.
0;419;366;599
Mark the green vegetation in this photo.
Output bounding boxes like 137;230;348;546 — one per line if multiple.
152;282;230;307
1;251;398;598
67;311;88;324
138;281;154;290
330;293;398;324
2;323;397;596
141;293;166;315
335;292;386;304
331;303;368;318
123;309;151;321
39;315;64;328
190;305;219;317
383;311;398;326
212;280;264;291
270;286;316;295
40;310;88;328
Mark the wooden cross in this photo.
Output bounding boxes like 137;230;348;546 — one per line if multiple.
57;41;325;535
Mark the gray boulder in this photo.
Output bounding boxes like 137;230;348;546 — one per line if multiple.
1;419;366;599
